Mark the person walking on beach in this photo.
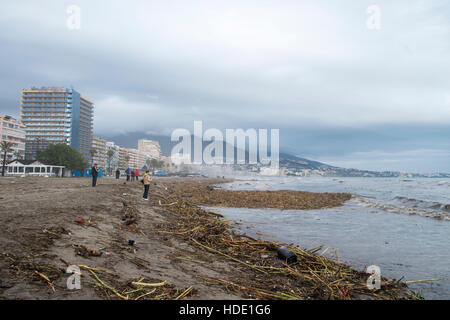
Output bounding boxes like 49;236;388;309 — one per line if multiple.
135;169;139;180
131;169;135;182
142;170;151;201
125;167;130;181
92;163;99;187
115;169;120;180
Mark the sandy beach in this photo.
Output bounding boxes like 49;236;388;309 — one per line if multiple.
0;176;411;300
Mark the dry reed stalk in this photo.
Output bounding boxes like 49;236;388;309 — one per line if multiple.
34;270;55;292
135;288;156;300
88;270;128;300
78;265;120;277
132;280;169;288
175;286;194;300
190;238;268;274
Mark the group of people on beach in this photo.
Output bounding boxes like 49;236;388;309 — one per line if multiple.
124;168;140;182
91;164;152;200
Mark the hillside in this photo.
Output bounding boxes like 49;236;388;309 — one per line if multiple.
100;132;450;177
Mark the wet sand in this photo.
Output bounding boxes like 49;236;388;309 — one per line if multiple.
0;176;410;300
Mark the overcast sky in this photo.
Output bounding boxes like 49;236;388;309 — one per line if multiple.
1;0;449;172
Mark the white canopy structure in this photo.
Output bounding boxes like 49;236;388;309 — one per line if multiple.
5;160;64;177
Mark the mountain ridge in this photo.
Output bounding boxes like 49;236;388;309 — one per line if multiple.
100;132;450;177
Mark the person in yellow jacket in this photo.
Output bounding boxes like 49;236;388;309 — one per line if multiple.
142;170;152;201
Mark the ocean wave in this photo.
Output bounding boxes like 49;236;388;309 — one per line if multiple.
393;196;450;213
354;196;450;221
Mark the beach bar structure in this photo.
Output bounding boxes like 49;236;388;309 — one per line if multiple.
5;159;64;177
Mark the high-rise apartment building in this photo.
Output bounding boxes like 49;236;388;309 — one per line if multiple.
0;115;26;161
118;147;131;170
20;87;94;160
106;141;120;173
137;139;161;159
91;135;107;168
129;148;146;169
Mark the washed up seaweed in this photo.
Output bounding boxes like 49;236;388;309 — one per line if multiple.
172;183;351;210
0;252;63;293
152;179;412;300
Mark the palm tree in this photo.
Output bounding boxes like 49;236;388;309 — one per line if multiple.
13;151;22;160
150;158;159;170
107;149;115;175
89;148;97;166
1;141;13;176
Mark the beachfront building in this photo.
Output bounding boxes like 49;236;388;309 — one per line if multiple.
160;155;174;172
20;87;94;160
138;139;161;159
91;135;107;168
5;159;64;177
0;115;26;161
118;146;146;170
106;141;120;174
118;147;129;170
129;148;146;170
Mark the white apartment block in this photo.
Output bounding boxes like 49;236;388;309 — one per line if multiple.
138;139;161;159
0;115;26;161
106;141;120;172
91;135;107;168
118;147;146;170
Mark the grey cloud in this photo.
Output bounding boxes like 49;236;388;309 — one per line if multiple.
0;0;449;172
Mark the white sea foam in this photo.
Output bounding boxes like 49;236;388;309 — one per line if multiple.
354;196;450;221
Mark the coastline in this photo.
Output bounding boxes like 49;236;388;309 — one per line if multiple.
0;176;413;300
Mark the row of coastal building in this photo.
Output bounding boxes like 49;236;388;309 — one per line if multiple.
1;86;170;172
90;136;172;173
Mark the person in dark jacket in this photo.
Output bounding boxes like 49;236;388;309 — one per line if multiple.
115;169;120;179
125;168;130;181
92;164;99;187
131;170;135;181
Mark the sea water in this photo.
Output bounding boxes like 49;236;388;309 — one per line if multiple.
209;176;450;299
